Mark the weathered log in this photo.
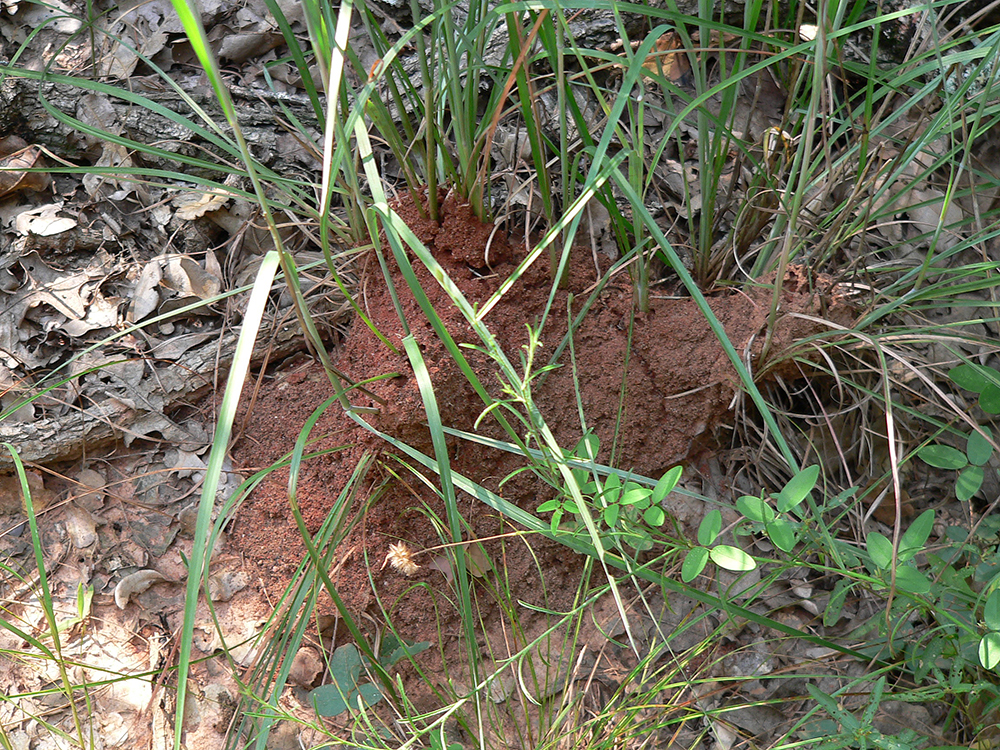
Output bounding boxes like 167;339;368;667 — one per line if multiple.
0;315;334;468
0;75;321;173
0;73;342;469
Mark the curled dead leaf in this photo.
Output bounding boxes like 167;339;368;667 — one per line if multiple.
0;470;54;514
129;260;162;322
208;571;249;602
73;468;106;510
288;647;323;687
173;187;232;220
641;32;690;83
114;569;169;609
161;255;222;300
14;203;77;236
0;144;49;198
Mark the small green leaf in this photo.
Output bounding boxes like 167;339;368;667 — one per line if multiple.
709;545;756;572
537;499;562;513
968;427;994;466
867;532;894;571
651;465;683;504
310;644;383;716
899;509;934;560
379;636;431;667
429;733;465;750
985;590;1000;631
736;495;775;523
331;643;362;684
980;632;1000;670
625;530;654;551
957;466;984;502
767;518;798;553
698;509;722;546
827;487;858;511
621;487;651;506
860;676;886;727
644;505;665;526
910;635;944;683
575;432;599;458
806;684;851;723
949;363;992;392
944;525;970;542
773;465;819;512
918;444;968;470
310;683;351;717
824;579;852;627
981;384;1000;414
893;566;932;595
603;504;619;527
354;683;384;709
603;473;621;501
682;547;709;582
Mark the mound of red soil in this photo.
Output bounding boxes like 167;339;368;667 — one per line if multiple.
229;194;853;702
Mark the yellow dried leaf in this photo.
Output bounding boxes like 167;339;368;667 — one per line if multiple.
173;187;232;220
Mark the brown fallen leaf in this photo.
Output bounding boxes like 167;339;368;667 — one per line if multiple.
0;144;50;198
637;29;756;85
0;469;55;514
466;544;493;578
642;32;691;84
172;186;232;220
288;647;323;687
14;203;77;236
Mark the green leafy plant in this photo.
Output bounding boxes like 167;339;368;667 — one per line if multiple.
918;364;999;501
979;588;1000;670
310;644;384;717
837;511;1000;688
865;509;935;596
536;433;681;551
682;508;757;582
309;636;431;717
737;464;819;550
919;425;994;502
949;363;1000;414
924;517;1000;673
802;676;924;750
682;465;820;582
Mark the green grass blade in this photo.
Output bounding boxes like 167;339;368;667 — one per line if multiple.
172;249;280;749
402;335;483;726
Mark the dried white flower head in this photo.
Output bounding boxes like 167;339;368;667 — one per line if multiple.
384;542;420;576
